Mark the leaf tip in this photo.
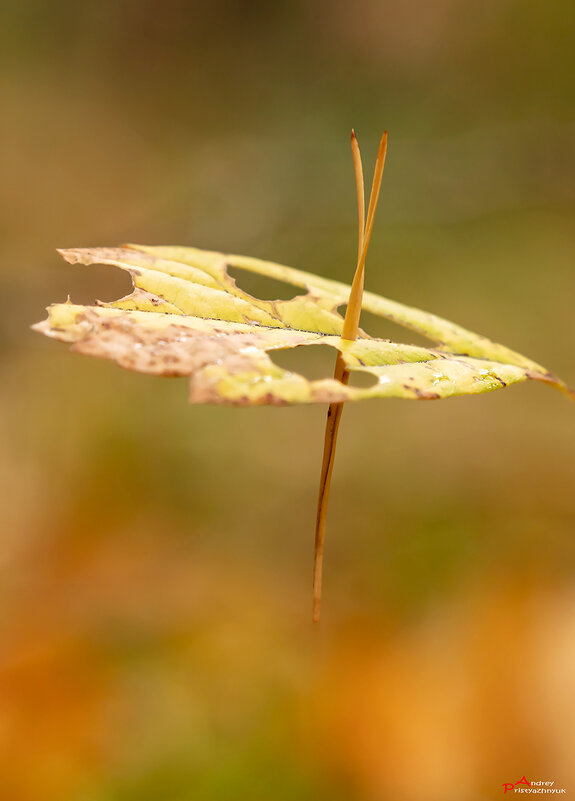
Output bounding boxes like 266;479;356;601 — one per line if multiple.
57;248;81;265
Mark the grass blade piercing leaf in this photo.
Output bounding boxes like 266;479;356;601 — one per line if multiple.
33;133;573;624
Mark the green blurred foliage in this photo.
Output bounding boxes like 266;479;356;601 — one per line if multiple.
1;1;575;799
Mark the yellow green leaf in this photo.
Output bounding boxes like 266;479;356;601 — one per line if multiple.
32;245;572;405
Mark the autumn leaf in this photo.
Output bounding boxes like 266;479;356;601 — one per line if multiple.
32;131;573;623
33;243;571;405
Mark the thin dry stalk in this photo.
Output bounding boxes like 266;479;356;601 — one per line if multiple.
312;131;388;623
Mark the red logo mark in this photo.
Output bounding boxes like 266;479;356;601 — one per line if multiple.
503;776;531;793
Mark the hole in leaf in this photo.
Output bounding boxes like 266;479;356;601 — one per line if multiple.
347;370;379;389
226;265;299;301
270;343;338;381
338;305;434;348
56;262;134;307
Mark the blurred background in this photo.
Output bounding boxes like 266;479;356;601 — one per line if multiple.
1;1;575;799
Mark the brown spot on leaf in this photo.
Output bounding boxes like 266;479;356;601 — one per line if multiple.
414;388;441;400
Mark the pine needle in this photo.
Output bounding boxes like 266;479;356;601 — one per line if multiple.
312;131;388;623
